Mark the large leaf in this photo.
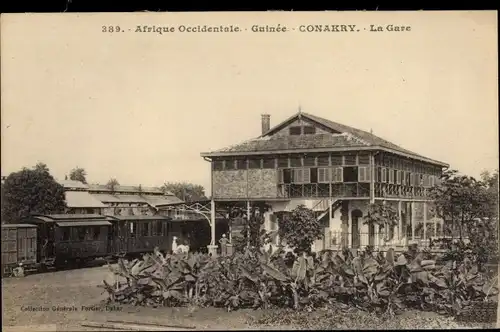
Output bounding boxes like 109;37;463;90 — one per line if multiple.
261;262;290;282
395;254;407;266
292;256;308;281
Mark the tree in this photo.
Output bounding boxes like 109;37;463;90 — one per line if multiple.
34;162;50;174
69;167;87;184
1;165;66;222
428;169;491;240
480;169;499;220
278;205;323;254
106;178;120;192
161;182;207;202
363;202;399;243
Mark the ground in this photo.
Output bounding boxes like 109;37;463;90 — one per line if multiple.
2;263;496;331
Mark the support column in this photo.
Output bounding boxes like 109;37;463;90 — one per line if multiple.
246;201;251;248
434;217;438;238
369;154;375;204
423;202;427;245
397;200;402;241
207;199;218;257
411;202;415;241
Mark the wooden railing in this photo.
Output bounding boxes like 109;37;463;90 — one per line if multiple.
277;183;370;199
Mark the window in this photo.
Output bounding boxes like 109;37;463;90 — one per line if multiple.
388;168;395;184
303;156;316;166
405;172;411;186
235;159;247;170
92;226;100;240
293;168;310;184
344;155;357;166
318;154;330;166
225;160;236;170
290;157;302;167
142;222;150;237
77;227;86;241
278;157;289;168
358;154;370;165
61;228;70;241
310;168;318;183
282;169;292;184
409;173;415;187
331;155;342;166
429;175;435;187
262;158;275;169
358;166;371;183
156;221;163;235
332;167;343;183
318;168;330;183
343;166;358;182
130;222;135;237
213;160;224;171
303;126;316;134
248;159;261;169
396;170;402;184
289;126;302;135
381;167;387;183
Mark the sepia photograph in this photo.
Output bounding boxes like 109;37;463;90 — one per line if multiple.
1;11;498;331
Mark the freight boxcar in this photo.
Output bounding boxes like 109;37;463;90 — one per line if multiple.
1;224;37;275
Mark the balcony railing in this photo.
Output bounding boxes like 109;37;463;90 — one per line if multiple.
277;183;370;199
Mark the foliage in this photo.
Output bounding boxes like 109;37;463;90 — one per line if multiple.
106;178;120;192
363;202;399;243
102;245;497;321
1;164;66;222
428;169;492;240
69;166;87;184
161;182;207;202
278;205;323;254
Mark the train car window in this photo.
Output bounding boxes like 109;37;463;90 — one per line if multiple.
77;227;86;241
155;221;162;236
130;222;135;238
142;222;150;237
92;226;100;240
61;228;70;241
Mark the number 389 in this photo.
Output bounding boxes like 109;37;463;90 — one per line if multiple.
102;26;122;33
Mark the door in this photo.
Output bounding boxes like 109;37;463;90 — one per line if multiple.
351;209;362;249
114;221;128;254
368;222;375;246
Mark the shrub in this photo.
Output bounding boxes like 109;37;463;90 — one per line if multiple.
100;245;498;320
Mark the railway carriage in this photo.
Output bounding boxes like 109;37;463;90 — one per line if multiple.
1;224;37;275
107;215;174;258
20;214;113;268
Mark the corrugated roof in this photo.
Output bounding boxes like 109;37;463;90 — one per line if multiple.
92;193;123;203
114;195;148;203
144;195;184;207
58;180;89;190
65;191;107;208
88;184;166;195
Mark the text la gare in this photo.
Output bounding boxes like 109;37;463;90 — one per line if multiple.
370;24;411;32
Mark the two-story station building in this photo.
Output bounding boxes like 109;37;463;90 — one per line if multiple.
200;111;448;254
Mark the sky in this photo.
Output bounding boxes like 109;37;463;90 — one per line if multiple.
1;12;498;195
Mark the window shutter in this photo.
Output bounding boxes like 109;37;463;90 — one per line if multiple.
318;168;330;183
396;170;402;184
388;168;394;184
409;173;414;186
358;167;366;182
381;167;387;183
303;168;311;183
366;166;372;181
332;167;343;183
278;169;284;183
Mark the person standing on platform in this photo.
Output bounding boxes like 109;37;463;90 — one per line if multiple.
219;234;229;256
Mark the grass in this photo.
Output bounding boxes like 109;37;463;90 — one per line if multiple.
2;264;496;331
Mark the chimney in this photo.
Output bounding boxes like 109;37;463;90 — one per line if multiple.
261;114;271;134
